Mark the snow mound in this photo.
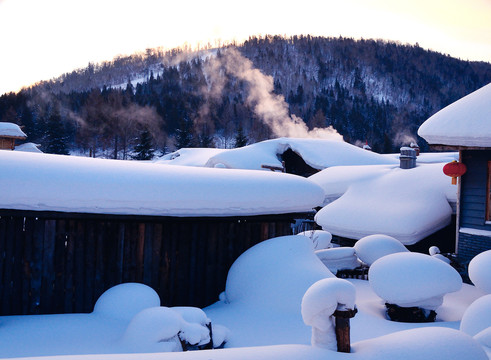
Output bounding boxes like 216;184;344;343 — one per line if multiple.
368;252;462;310
474;326;491;349
121;307;183;352
297;230;333;249
460;294;491;337
309;164;395;205
224;235;334;311
468;250;491;294
93;283;161;321
354;234;408;266
352;327;488;360
172;306;210;326
301;278;356;350
418;82;491;147
315;247;361;273
301;278;356;324
315;164;454;245
14;142;42;153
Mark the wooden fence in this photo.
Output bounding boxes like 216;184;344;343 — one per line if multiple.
0;210;308;316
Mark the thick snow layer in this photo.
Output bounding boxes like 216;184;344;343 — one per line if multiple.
121;307;183;353
382;151;459;164
475;326;491;350
418;83;491;147
468;250;491;294
297;230;333;249
301;278;356;350
205;235;335;347
315;247;361;273
14;142;42;152
315;163;454;244
93;283;161;321
0;151;324;216
168;138;398;171
0;121;27;138
223;235;334;309
460;294;491;337
368;252;462;310
352;327;487;360
156;148;226;167
354;234;408;266
301;278;356;323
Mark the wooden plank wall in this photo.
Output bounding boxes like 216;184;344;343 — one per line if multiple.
460;150;491;230
0;213;299;316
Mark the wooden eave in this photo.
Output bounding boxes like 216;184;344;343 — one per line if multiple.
0;135;27;140
429;144;491;151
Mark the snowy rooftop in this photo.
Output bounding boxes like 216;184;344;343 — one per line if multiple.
418;83;491;147
312;163;456;244
0;151;324;216
157;138;399;170
0;121;27;138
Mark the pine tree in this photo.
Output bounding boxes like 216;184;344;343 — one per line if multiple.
132;129;155;160
44;107;69;155
234;125;248;147
175;117;195;149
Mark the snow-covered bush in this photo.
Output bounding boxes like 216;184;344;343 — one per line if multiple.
460;294;491;337
121;307;183;352
353;234;408;266
468;250;491;294
315;247;361;273
297;230;333;249
369;252;462;320
223;235;334;311
428;246;451;264
92;283;161;321
301;278;356;350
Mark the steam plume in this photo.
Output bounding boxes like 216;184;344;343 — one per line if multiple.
204;48;343;141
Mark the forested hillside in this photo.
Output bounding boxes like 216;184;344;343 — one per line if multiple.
1;35;490;157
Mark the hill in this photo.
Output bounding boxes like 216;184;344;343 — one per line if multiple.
1;35;490;156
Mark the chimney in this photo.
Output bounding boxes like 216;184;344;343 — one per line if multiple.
400;147;416;169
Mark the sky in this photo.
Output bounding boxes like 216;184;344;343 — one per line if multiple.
0;0;490;95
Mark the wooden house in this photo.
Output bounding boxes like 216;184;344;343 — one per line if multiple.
418;82;491;263
0;122;27;150
0;151;324;316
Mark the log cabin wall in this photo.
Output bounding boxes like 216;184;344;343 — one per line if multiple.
0;210;308;316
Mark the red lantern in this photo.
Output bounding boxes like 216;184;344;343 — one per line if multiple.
443;161;467;185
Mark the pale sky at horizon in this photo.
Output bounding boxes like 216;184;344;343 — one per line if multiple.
0;0;490;95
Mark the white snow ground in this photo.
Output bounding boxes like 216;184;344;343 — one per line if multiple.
0;235;489;360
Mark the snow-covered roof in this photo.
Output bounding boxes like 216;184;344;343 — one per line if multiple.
14;142;42;153
0;151;324;216
418;83;491;147
0;122;27;138
157;148;226;167
157;138;398;171
313;163;455;245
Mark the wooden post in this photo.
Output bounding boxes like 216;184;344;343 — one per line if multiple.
333;307;357;353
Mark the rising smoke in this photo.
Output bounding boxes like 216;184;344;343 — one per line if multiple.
202;48;344;141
